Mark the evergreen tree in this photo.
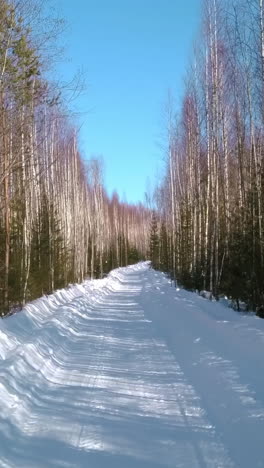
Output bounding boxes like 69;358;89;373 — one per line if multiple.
159;221;169;272
128;245;141;265
149;211;159;269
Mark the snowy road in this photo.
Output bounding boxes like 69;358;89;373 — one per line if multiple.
1;263;264;467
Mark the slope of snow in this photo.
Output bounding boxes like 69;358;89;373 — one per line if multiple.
1;262;264;467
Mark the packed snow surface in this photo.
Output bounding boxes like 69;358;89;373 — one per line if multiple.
1;262;264;467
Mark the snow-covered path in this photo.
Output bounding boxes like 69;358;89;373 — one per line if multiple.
1;263;264;467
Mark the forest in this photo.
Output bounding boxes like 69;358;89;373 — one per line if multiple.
1;0;264;316
0;0;150;314
155;0;264;315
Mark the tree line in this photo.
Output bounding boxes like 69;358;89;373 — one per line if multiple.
0;0;149;315
3;0;264;318
154;0;264;315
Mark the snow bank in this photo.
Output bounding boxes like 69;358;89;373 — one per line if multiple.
1;262;264;468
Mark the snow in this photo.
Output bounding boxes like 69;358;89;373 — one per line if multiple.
1;262;264;467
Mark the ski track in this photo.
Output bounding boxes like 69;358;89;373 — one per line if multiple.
0;263;264;467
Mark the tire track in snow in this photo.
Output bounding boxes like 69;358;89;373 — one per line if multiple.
0;263;263;467
140;268;264;468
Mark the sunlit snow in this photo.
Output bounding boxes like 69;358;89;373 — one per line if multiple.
1;263;264;467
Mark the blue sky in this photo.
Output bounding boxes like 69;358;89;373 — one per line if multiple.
53;0;202;203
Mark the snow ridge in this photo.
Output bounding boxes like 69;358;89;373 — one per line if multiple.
0;263;264;467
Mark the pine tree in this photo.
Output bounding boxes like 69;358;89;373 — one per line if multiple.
149;211;159;269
